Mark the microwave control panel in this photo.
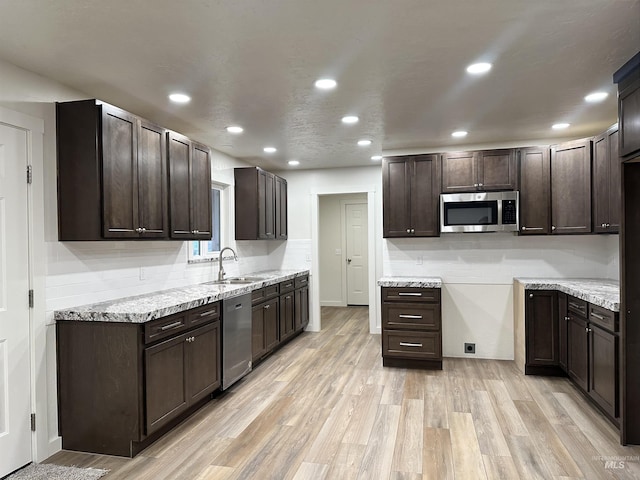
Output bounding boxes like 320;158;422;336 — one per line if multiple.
502;200;517;224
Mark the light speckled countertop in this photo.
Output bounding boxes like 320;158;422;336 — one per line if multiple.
54;269;309;323
515;278;619;312
377;276;442;288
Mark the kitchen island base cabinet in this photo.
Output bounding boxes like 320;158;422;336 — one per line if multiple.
381;287;442;370
57;304;221;457
525;290;561;375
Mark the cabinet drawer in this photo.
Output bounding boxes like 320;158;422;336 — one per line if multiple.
383;330;441;359
295;275;309;288
382;303;440;330
567;296;588;318
382;287;440;303
145;313;188;344
280;279;295;293
188;302;220;328
252;284;280;305
589;304;618;333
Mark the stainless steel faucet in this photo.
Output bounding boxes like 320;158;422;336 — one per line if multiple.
218;247;238;281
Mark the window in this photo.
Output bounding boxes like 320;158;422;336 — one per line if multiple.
188;185;225;262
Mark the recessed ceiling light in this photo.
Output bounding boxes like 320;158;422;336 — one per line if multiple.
451;130;468;138
342;115;359;124
371;155;383;161
357;139;372;146
552;123;570;130
315;78;337;90
584;91;608;103
288;160;300;166
226;126;244;134
466;63;492;74
263;147;277;153
168;93;191;103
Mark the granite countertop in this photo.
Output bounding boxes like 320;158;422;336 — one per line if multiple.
54;269;310;323
515;278;620;312
377;276;442;288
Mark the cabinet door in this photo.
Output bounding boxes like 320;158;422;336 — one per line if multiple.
168;132;193;238
251;303;266;362
558;292;568;372
619;76;640;157
279;292;295;341
264;298;279;352
145;334;188;434
589;324;619;419
567;314;589;391
478;149;516;191
519;147;550;234
137;119;168;237
551;139;592;234
275;176;288;239
441;152;478;192
190;142;212;239
525;290;558;366
608;128;620;232
294;286;309;331
258;170;275;239
593;127;619;234
185;322;220;404
410;155;440;236
102;104;139;238
382;157;411;237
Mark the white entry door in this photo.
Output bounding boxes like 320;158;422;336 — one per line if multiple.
345;203;368;305
0;123;32;476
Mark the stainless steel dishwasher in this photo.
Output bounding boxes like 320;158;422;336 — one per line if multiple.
221;293;252;390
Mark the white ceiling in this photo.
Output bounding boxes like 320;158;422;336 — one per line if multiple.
0;0;638;170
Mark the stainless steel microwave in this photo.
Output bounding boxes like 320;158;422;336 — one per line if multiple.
440;191;519;233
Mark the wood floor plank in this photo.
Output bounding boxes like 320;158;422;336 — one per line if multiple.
469;390;511;457
341;384;385;445
292;462;329;480
424;374;449;428
445;375;470;413
422;427;454;480
325;442;367;479
482;454;521;480
193;465;235;480
357;404;401;480
484;379;529;437
449;412;487;479
391;398;424;474
505;434;554;480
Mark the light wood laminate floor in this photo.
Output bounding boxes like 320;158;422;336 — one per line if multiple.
46;306;640;479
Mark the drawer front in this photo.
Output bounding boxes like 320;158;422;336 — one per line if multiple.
280;279;295;293
265;284;279;298
567;296;588;318
383;330;442;359
382;287;440;303
252;288;266;305
295;276;309;288
382;303;440;330
188;302;220;328
145;313;188;344
589;304;618;333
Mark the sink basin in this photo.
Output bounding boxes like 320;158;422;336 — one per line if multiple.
207;276;265;285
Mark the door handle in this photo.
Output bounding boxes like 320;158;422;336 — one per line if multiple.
347;258;352;264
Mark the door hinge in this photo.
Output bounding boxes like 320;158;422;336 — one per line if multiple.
30;413;36;431
28;289;34;308
26;165;33;184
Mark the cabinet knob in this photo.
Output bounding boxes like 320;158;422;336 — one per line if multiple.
565;316;570;321
529;294;533;298
264;304;271;309
411;228;415;233
478;183;483;187
474;183;479;187
136;227;143;233
141;227;146;233
521;226;526;231
552;225;556;231
606;223;610;228
406;228;411;233
601;223;606;228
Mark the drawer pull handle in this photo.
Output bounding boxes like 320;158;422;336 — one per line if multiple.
569;302;583;310
399;342;423;348
590;312;605;321
264;304;271;309
160;321;183;331
199;309;217;317
398;293;422;296
399;314;423;319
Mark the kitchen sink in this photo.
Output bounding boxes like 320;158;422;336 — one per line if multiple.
207;276;265;285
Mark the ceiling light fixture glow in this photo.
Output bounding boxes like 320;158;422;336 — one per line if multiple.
466;62;492;74
371;155;383;161
357;139;372;146
342;115;359;124
168;93;191;103
288;160;300;166
584;91;608;103
451;130;468;138
315;78;337;90
226;126;244;134
552;123;570;130
263;147;277;153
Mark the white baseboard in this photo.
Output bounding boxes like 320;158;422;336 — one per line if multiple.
319;300;346;307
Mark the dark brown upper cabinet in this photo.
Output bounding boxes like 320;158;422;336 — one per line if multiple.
618;72;640;158
56;100;168;241
234;167;287;240
593;125;620;233
382;155;440;238
550;138;592;234
167;132;212;240
518;146;551;235
441;149;516;193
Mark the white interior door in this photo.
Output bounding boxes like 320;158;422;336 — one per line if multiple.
345;203;368;305
0;123;32;476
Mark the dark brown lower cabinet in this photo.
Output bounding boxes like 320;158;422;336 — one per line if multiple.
589;324;619;420
567;313;589;392
558;292;568;371
57;303;221;457
294;275;310;332
279;288;295;342
252;297;279;362
524;290;559;373
381;287;442;369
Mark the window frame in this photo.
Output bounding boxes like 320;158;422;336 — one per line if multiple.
188;183;227;263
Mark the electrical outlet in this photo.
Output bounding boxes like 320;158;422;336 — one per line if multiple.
335;248;342;255
305;254;311;262
464;343;476;354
